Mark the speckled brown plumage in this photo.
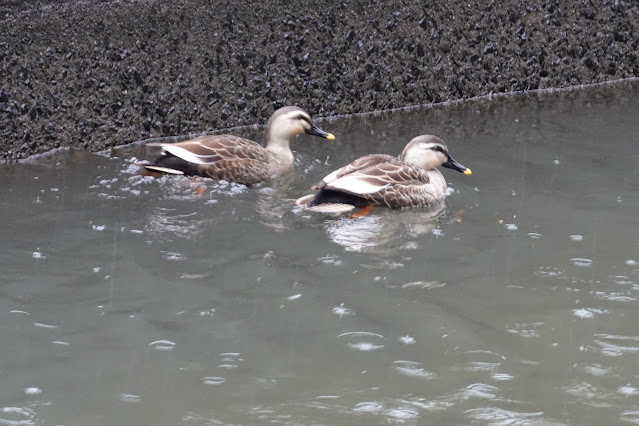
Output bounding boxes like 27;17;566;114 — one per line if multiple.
296;135;471;212
139;106;334;185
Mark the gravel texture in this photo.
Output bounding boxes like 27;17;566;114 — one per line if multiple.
1;0;638;159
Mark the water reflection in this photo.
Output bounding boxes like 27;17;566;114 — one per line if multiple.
321;201;448;253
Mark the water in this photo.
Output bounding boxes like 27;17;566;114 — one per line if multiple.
1;81;639;425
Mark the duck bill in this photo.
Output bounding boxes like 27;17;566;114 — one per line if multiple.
305;124;335;140
443;156;472;175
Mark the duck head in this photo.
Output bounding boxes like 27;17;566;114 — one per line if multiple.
266;106;335;145
401;135;472;174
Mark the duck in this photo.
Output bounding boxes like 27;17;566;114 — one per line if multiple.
139;106;335;185
295;135;471;213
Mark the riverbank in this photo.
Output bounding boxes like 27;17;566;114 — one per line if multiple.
2;0;638;159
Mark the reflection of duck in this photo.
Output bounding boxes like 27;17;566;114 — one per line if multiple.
325;202;447;253
139;106;334;185
296;135;471;213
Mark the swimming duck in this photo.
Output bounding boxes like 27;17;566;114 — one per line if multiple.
295;135;471;213
139;106;335;185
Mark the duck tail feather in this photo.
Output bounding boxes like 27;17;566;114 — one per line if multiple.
142;165;185;175
303;203;356;213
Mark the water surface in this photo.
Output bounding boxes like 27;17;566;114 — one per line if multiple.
1;82;639;425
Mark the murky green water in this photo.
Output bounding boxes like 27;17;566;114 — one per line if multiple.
1;82;639;425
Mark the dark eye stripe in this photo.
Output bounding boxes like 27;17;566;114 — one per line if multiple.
294;114;312;124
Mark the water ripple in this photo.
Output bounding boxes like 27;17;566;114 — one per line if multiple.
393;361;436;380
149;340;175;351
621;410;639;424
570;258;593;267
339;331;385;352
594;334;639;356
465;407;546;425
0;406;37;425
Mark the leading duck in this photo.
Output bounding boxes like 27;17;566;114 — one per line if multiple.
139;106;335;185
295;135;471;213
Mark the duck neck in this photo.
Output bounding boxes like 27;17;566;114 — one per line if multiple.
265;134;294;168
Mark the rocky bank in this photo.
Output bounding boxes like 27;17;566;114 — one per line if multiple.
1;0;638;159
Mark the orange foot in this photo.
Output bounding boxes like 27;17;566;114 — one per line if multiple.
350;205;372;218
191;177;207;195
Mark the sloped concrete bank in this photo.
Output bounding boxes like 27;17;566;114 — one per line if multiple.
1;0;638;159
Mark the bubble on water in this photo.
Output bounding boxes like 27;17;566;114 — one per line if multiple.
576;308;607;320
573;309;594;319
163;252;186;261
399;335;416;345
618;386;639;396
385;408;420;421
348;342;384;352
24;388;42;396
583;364;611;376
569;234;583;241
553;158;560;165
332;304;354;317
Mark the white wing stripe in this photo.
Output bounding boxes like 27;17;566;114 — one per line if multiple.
326;174;389;195
322;168;342;184
161;145;217;165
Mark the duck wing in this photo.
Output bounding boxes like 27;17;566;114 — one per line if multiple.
314;154;399;189
320;156;431;196
148;135;269;165
146;135;275;185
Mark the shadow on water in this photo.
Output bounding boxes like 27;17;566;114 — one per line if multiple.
1;81;639;425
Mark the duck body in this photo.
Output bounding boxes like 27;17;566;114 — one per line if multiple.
140;106;334;185
296;135;471;213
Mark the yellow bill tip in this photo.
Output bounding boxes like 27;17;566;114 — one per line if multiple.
463;168;472;175
326;133;336;140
